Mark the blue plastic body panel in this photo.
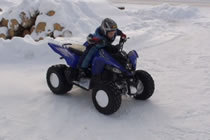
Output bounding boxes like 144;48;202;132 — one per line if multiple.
48;42;138;76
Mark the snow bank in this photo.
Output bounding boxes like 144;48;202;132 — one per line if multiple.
0;35;86;65
0;0;39;24
0;0;131;40
0;36;56;64
0;0;133;64
127;3;199;21
33;0;131;36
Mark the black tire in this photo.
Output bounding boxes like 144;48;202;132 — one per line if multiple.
92;82;121;115
46;64;73;95
133;70;155;100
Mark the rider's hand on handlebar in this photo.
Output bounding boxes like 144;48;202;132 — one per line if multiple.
121;33;127;40
120;33;128;43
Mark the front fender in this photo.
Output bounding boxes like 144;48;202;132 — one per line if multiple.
128;50;138;70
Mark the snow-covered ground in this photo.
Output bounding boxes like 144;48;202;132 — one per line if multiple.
1;0;210;140
111;0;210;7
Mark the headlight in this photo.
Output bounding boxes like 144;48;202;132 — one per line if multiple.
112;67;122;73
105;65;122;74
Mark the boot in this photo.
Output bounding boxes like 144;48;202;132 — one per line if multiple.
77;68;87;80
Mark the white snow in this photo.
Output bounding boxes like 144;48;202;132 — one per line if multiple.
0;0;39;24
0;27;8;35
126;3;199;21
1;0;210;140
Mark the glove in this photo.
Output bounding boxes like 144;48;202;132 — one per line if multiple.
115;44;121;51
87;34;101;44
92;37;101;44
121;33;127;40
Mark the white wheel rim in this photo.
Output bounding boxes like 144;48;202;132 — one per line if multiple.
50;73;59;88
95;90;109;108
137;80;144;94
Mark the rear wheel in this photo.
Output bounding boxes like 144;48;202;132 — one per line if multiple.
46;64;73;95
133;70;155;100
92;82;121;115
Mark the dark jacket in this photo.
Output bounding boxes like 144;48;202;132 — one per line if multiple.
80;27;123;68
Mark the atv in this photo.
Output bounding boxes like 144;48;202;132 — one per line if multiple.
46;37;155;115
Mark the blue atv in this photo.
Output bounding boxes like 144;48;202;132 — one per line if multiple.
46;38;155;115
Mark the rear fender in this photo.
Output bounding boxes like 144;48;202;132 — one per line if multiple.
48;43;80;67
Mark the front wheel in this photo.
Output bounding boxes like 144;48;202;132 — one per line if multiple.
46;64;73;95
92;82;121;115
133;70;155;100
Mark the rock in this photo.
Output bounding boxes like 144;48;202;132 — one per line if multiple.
47;32;54;38
20;12;33;28
22;29;30;37
47;10;55;16
36;22;46;33
1;18;8;27
30;25;35;34
54;23;63;31
35;37;44;42
8;29;15;38
118;6;125;10
54;30;63;38
62;30;72;37
0;8;2;12
0;34;6;39
10;19;19;31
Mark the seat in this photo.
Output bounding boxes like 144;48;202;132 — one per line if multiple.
67;44;86;56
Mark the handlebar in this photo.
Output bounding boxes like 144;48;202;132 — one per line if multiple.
118;37;130;51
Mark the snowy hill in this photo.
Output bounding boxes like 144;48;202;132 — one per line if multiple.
0;0;210;140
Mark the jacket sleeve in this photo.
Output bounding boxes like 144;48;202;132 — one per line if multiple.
86;27;104;45
105;43;119;54
116;29;123;36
